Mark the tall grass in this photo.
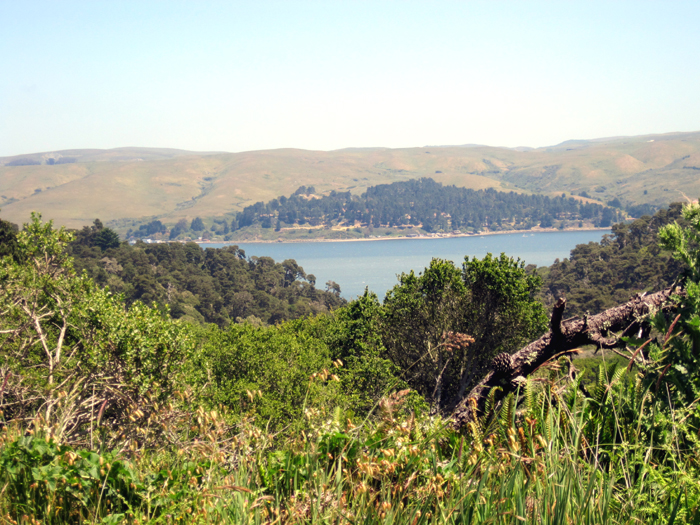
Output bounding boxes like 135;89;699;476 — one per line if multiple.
1;376;698;524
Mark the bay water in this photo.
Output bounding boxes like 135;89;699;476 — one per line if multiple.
203;230;610;299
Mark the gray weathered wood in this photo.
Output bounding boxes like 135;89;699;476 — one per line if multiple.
450;286;680;430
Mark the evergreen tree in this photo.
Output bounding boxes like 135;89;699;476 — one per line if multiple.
190;217;205;231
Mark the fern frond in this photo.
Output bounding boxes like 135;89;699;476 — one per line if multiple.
484;386;501;419
525;375;536;416
611;365;625;387
545;411;554;443
499;393;515;430
538;388;550;421
594;364;607;405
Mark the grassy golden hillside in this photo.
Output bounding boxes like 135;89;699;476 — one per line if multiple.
1;132;699;229
493;132;700;205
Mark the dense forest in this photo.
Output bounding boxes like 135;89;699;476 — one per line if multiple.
68;220;345;326
233;178;620;232
128;178;624;241
538;202;688;315
1;204;699;523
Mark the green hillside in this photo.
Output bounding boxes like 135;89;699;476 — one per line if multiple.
1;131;699;230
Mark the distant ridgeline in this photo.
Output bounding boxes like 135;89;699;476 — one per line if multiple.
126;178;623;241
4;156;76;166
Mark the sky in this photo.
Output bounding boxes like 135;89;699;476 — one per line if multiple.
1;0;699;157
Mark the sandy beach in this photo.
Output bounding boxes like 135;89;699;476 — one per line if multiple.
197;226;612;245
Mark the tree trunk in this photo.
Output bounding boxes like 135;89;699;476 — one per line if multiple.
450;286;680;431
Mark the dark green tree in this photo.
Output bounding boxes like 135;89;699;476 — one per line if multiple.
169;218;189;240
540;204;686;316
326;280;341;296
540;214;554;228
68;238;345;327
94;228;120;250
458;253;547;394
382;259;466;411
381;254;547;412
73;219;104;246
190;217;205;231
137;220;167;236
0;217;20;262
233;178;610;233
323;291;405;413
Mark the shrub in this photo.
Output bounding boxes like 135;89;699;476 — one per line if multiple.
0;214;196;445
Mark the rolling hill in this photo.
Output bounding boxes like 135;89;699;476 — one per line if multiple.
1;131;699;231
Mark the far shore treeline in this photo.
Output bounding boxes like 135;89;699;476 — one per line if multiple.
123;178;631;242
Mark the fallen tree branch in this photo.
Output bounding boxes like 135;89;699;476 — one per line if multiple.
450;285;681;431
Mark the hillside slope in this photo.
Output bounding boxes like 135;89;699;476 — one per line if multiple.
1;131;699;229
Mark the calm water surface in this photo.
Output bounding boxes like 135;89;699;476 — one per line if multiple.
204;230;610;299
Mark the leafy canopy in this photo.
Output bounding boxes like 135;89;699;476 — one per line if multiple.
382;253;547;412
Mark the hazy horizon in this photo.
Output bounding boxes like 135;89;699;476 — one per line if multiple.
5;128;700;160
2;1;699;157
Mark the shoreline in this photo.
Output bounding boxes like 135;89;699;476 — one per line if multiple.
195;226;612;245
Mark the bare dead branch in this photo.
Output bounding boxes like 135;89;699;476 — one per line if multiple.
451;286;681;430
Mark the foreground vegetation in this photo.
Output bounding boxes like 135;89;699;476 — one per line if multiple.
1;203;700;523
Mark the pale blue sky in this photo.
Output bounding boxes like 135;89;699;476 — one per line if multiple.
1;1;699;156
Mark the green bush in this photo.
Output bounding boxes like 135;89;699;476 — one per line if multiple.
382;254;547;412
0;214;196;444
320;291;408;415
201;320;340;430
0;435;140;522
